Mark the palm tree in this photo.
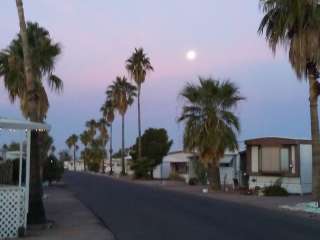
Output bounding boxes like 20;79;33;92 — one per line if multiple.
97;118;109;173
86;119;97;138
178;77;244;190
80;130;91;171
0;21;62;223
108;76;137;175
126;48;153;160
258;0;320;202
0;22;63;119
101;98;115;175
66;134;78;171
14;0;36;120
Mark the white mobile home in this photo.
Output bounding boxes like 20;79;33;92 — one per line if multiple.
153;151;196;182
245;137;312;194
219;151;247;189
153;151;246;187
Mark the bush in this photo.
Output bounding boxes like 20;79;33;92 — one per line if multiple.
188;177;198;185
168;172;185;181
193;160;207;185
131;157;152;179
43;155;64;184
263;185;288;196
87;161;100;172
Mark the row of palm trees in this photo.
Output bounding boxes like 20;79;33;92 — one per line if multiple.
104;48;153;174
66;48;153;175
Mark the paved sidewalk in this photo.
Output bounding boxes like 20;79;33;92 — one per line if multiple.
24;185;114;240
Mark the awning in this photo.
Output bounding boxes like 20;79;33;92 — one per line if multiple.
163;152;194;163
0;118;50;131
219;155;235;164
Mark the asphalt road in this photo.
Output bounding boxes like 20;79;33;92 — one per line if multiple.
64;172;320;240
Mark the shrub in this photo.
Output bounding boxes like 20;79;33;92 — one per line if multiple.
188;177;198;185
87;161;100;172
131;157;152;179
168;172;185;181
43;155;64;184
193;160;207;185
263;185;288;196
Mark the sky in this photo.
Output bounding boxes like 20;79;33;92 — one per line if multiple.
0;0;312;153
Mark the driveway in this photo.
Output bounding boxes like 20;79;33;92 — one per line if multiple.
64;171;320;240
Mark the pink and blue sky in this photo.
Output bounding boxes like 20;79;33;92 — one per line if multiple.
0;0;311;152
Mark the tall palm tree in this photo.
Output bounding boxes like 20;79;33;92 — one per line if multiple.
0;22;63;119
108;76;137;175
0;21;62;223
86;119;97;138
66;134;78;171
15;0;36;120
258;0;320;202
101;98;115;175
178;77;244;190
97;118;109;173
126;48;153;160
80;130;91;171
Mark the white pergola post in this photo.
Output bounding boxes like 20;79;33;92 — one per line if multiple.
18;135;23;187
24;130;31;228
0;118;50;237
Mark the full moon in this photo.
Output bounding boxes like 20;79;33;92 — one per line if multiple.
186;50;197;61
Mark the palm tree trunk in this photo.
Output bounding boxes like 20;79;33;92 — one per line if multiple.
73;146;76;171
309;76;320;205
15;0;46;224
102;140;105;174
109;124;113;175
207;161;221;191
28;131;46;224
121;114;126;175
137;86;142;160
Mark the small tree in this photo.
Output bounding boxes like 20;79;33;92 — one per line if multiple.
43;154;64;185
59;150;71;162
131;128;172;178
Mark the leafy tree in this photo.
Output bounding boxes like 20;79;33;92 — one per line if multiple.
86;140;105;172
258;0;320;202
81;119;108;172
126;48;154;160
66;134;78;171
178;77;244;190
131;128;173;178
59;150;72;162
0;18;62;223
108;76;137;175
43;153;64;185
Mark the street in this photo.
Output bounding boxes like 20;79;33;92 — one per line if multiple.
64;172;320;240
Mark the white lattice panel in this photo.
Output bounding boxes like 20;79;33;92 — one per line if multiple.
0;187;26;239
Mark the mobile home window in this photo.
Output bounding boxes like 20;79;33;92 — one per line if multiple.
261;147;280;172
251;146;259;173
280;147;290;172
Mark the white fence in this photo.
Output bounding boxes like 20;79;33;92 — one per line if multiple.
0;187;26;239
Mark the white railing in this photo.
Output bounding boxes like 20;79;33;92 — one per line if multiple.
0;186;26;239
